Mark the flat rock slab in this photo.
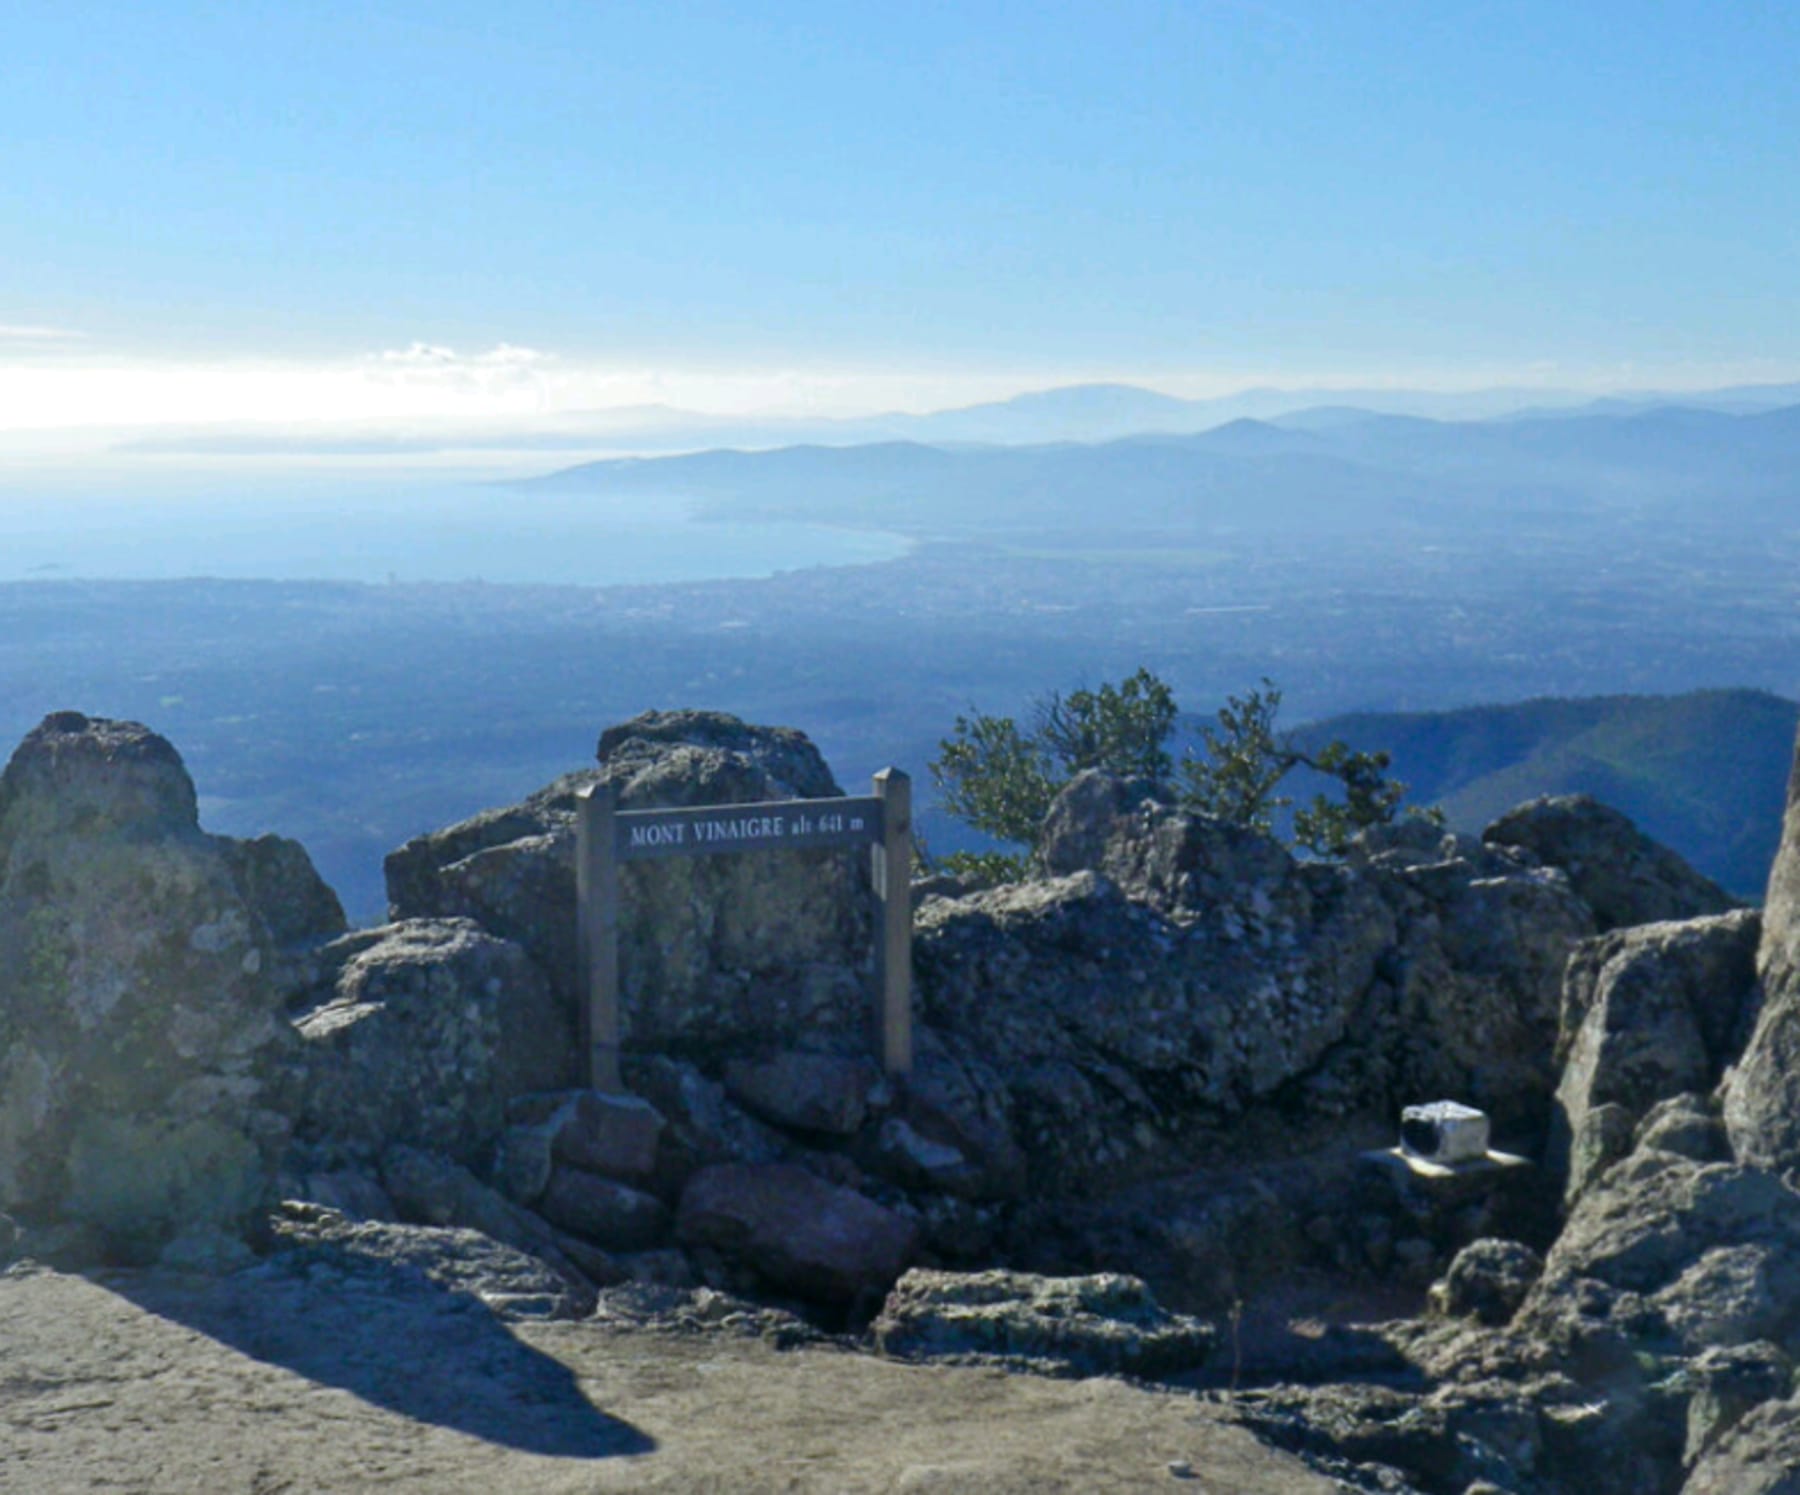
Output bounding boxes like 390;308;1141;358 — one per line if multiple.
0;1264;1347;1494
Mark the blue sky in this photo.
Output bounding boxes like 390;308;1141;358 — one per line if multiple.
3;1;1797;424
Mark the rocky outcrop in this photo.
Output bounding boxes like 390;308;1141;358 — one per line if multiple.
0;713;303;1258
1517;1144;1800;1360
1682;1388;1800;1494
1356;822;1597;1131
1725;725;1800;1175
1484;793;1740;932
1553;912;1760;1202
383;710;869;1053
873;1268;1215;1377
288;919;574;1168
220;832;347;953
917;782;1593;1190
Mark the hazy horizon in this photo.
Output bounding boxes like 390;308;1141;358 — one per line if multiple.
6;3;1797;442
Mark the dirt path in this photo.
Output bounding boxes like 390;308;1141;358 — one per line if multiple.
0;1264;1353;1494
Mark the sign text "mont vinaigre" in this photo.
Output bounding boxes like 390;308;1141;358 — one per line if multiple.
614;797;884;862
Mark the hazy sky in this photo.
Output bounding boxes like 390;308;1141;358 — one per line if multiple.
4;1;1798;426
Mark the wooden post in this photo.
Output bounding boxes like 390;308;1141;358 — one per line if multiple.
872;768;913;1076
575;782;623;1093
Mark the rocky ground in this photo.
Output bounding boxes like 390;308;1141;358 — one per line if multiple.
6;706;1800;1493
0;1262;1346;1495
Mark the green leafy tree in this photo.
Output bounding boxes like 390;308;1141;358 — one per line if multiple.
1178;678;1438;855
931;669;1432;883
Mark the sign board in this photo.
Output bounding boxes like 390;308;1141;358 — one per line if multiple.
575;769;913;1093
616;798;882;861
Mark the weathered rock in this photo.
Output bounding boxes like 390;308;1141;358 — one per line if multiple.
623;1053;790;1187
868;1117;981;1196
1553;912;1760;1202
1682;1388;1800;1494
1429;1239;1544;1327
1484;794;1739;932
723;1050;879;1137
220;832;347;952
1518;1146;1800;1361
537;1165;670;1252
872;1268;1215;1378
1036;769;1165;877
384;710;870;1052
378;1143;623;1290
289;919;573;1168
276;1168;396;1222
1371;840;1596;1133
675;1162;917;1306
1677;1341;1795;1466
897;1029;1027;1201
914;856;1394;1189
1637;1093;1733;1165
1725;730;1800;1175
0;713;294;1258
505;1088;666;1188
268;1201;594;1320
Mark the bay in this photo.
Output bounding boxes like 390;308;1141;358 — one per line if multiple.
0;456;910;586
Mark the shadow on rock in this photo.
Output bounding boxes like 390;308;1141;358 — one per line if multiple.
99;1242;655;1461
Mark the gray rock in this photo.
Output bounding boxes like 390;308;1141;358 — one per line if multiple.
269;1201;595;1320
506;1088;666;1186
1036;768;1164;877
378;1143;623;1290
624;1053;790;1183
277;1168;396;1222
1552;912;1759;1202
220;832;347;952
1518;1145;1800;1361
537;1165;670;1252
1682;1388;1800;1494
675;1162;918;1306
1377;852;1596;1133
872;1267;1215;1378
1637;1093;1733;1165
0;713;295;1258
1429;1239;1544;1327
723;1050;879;1137
384;710;870;1053
914;858;1394;1189
1483;794;1739;933
1678;1343;1792;1468
1725;729;1800;1174
290;919;574;1167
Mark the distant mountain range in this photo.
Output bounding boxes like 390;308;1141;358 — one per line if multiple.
1290;689;1799;898
110;378;1800;458
525;399;1800;538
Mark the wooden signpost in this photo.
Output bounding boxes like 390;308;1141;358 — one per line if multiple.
575;769;913;1093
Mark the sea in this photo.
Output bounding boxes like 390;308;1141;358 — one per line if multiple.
0;452;910;587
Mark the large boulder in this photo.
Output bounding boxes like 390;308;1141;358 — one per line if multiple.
920;787;1600;1187
872;1267;1215;1377
1553;912;1761;1202
1483;794;1739;932
915;813;1396;1189
384;710;870;1053
675;1161;918;1306
1362;827;1597;1131
0;713;301;1257
288;919;574;1168
1682;1389;1800;1494
1517;1145;1800;1362
1725;726;1800;1173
